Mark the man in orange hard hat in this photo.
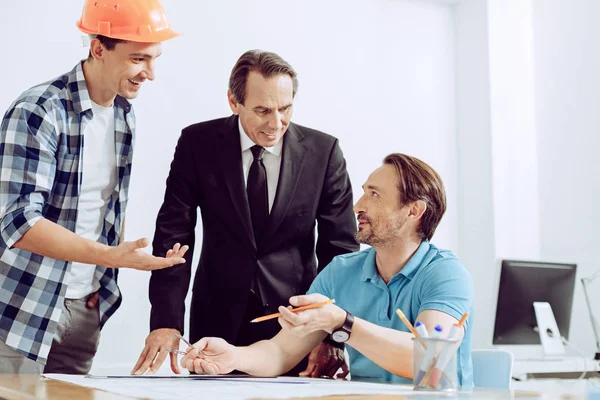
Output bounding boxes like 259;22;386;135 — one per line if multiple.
0;0;184;374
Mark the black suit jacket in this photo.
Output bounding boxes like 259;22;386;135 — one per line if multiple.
149;115;358;344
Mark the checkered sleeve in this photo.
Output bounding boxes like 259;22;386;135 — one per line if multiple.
0;102;58;248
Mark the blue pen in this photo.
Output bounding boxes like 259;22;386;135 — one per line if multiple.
415;321;429;339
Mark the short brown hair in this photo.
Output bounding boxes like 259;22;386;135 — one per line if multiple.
87;35;126;60
383;153;447;241
229;50;298;104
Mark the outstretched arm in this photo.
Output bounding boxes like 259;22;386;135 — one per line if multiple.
181;328;327;377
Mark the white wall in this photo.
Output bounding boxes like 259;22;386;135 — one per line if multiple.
533;0;600;357
0;0;458;372
455;0;545;357
488;0;540;261
454;0;600;359
454;0;497;350
460;0;544;353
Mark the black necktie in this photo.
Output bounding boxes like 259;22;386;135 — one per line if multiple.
247;145;268;241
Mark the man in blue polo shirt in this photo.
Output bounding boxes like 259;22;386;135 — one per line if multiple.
179;153;474;386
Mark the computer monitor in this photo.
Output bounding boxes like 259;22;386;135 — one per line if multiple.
493;259;577;345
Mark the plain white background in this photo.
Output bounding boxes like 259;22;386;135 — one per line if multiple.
0;0;597;373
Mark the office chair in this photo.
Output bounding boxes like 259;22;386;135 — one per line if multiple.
472;349;514;388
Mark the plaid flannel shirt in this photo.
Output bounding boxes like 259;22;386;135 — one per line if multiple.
0;62;135;364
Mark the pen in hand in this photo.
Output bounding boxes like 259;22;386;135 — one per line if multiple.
176;332;193;348
251;299;336;323
173;333;208;359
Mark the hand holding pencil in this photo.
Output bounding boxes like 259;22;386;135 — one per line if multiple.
260;294;345;338
252;299;336;323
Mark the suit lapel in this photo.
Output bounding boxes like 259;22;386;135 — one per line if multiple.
218;115;256;251
264;123;306;238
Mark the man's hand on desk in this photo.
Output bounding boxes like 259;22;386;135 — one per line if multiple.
131;328;181;375
300;341;349;379
180;337;237;375
106;240;189;271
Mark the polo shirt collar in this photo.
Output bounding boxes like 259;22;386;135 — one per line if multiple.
360;248;378;282
393;241;430;282
361;241;431;283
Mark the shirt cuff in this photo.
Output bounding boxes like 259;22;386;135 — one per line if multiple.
0;209;43;249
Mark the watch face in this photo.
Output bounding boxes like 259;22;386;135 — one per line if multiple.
331;330;350;343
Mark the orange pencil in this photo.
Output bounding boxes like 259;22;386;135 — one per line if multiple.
456;311;469;327
395;309;420;338
251;299;335;323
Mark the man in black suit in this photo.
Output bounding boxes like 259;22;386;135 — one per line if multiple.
132;50;358;376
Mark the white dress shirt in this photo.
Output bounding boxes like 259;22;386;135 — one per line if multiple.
239;120;283;213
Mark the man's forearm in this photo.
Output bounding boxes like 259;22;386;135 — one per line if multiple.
236;340;291;377
347;318;414;379
14;218;113;267
236;330;326;377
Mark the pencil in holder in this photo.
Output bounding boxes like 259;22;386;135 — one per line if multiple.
412;337;459;391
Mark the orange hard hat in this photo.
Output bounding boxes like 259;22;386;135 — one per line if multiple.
76;0;180;42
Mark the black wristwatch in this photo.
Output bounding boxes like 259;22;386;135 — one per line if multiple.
330;310;354;343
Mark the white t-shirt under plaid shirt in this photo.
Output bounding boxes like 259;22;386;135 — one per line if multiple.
65;100;118;299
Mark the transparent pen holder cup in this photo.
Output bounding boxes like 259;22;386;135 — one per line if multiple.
412;337;459;391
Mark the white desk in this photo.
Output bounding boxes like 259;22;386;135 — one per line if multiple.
513;378;600;397
513;358;600;379
0;374;582;400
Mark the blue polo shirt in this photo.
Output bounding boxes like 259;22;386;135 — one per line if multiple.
307;241;474;386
